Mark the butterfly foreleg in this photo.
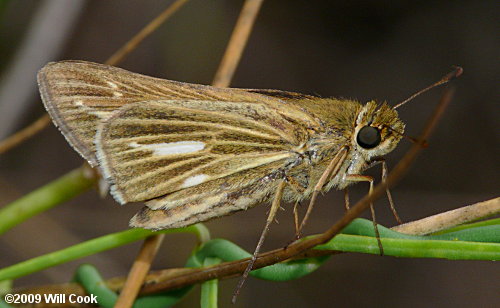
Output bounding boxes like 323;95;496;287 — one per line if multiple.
344;174;384;255
296;146;349;237
344;187;350;210
366;158;402;224
379;159;402;224
284;174;307;237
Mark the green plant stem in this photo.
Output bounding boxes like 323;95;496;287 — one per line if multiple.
316;234;500;260
343;218;500;243
0;224;208;282
73;264;117;308
200;257;220;308
318;218;500;260
430;218;500;235
0;166;95;235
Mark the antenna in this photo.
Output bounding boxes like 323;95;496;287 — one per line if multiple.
393;66;463;109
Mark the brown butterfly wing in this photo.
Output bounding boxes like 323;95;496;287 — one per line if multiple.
38;60;312;166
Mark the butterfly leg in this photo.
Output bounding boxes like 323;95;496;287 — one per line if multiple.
297;147;348;237
344;187;350;210
233;179;287;302
293;200;301;237
344;174;384;255
380;160;402;224
370;158;402;224
285;175;307;238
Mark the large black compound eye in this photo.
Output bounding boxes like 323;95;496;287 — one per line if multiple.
356;126;381;149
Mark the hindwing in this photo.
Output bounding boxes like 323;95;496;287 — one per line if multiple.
96;99;312;204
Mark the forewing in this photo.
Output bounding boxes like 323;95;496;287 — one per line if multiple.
38;60;298;166
96;99;312;204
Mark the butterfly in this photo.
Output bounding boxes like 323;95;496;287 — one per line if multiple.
37;60;407;233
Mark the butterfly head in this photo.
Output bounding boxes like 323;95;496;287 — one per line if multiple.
352;101;405;161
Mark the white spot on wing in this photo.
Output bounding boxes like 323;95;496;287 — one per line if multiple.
181;174;208;188
129;141;205;156
106;81;118;89
113;91;123;97
73;99;108;119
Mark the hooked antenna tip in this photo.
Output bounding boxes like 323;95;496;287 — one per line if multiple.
445;66;463;81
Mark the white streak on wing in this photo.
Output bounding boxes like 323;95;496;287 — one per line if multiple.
73;99;108;119
106;81;118;89
128;141;205;156
113;91;123;97
181;174;208;188
93;111;111;118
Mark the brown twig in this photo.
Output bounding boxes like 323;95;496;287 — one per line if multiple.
392;196;500;235
106;0;189;66
0;0;189;155
212;0;264;87
114;234;165;308
115;1;264;306
0;114;50;154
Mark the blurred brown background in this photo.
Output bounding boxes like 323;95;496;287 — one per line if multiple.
0;0;498;307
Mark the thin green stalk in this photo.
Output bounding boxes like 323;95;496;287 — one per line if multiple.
342;218;500;242
0;224;208;282
73;264;117;308
200;257;220;308
317;218;500;260
431;218;500;235
0;166;95;235
316;234;500;260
